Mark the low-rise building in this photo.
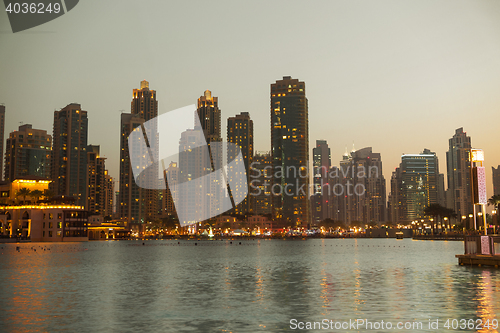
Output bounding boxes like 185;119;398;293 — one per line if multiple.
0;205;88;242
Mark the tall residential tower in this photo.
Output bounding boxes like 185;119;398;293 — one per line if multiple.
312;140;331;224
119;80;158;224
4;124;52;182
51;103;88;206
270;76;310;228
446;128;472;219
227;112;253;214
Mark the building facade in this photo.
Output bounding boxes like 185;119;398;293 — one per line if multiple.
196;90;223;220
178;128;212;225
51;103;88;207
161;161;178;217
227;112;254;215
446;128;472;219
493;166;500;196
4;124;52;182
0;205;88;241
328;147;386;226
312;140;331;224
270;76;310;228
250;151;272;216
104;171;114;218
0;105;5;180
389;149;442;224
119;113;144;224
86;145;111;217
119;80;159;225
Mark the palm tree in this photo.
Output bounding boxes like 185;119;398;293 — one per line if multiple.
30;189;44;204
16;188;31;204
42;189;54;201
488;195;500;226
424;204;449;234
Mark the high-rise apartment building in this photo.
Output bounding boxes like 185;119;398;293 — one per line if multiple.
329;147;386;226
446;128;472;219
119;80;159;225
86;145;109;216
161;162;179;217
493;166;500;196
119;113;145;224
389;167;404;224
132;80;158;121
227;112;253;214
250;151;272;216
51;103;88;206
104;171;113;218
197;90;222;157
196;90;223;220
312;140;331;224
178;128;212;225
4;124;52;181
389;149;442;223
270;76;310;227
0;105;5;180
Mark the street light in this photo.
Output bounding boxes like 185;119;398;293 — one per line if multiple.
492;210;497;234
478;212;483;233
462;216;466;234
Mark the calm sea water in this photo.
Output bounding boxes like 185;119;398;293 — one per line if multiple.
0;238;499;333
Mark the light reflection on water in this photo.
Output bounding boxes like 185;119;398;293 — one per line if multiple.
0;239;499;332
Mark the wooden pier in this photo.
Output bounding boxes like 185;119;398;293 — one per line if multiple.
456;235;500;267
456;254;500;267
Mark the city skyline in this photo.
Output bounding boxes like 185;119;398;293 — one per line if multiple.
0;82;498;215
1;0;500;208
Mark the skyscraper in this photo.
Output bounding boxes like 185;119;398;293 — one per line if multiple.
389;167;404;224
132;80;158;121
51;103;88;206
270;76;310;228
251;152;272;215
335;147;386;226
493;166;500;196
312;140;331;224
389;149;442;223
0;105;5;180
446;128;472;219
119;113;144;224
4;124;52;181
86;145;109;216
197;90;222;156
132;80;159;222
119;80;159;225
227;112;253;214
161;162;179;217
104;171;114;218
196;90;223;219
178;128;212;225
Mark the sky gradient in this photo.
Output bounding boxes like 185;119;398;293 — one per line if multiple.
1;0;499;208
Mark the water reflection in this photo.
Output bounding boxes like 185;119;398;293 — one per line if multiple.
0;239;499;332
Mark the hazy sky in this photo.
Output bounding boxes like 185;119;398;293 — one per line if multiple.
1;0;499;203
